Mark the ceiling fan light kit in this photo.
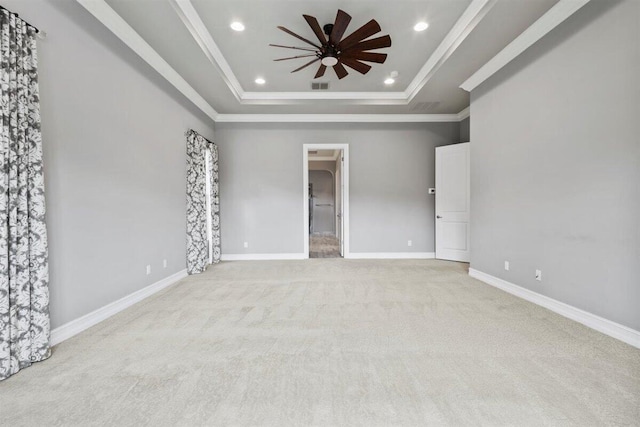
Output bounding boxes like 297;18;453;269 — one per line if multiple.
270;9;392;80
321;56;338;67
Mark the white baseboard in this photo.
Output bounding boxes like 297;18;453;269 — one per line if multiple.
50;269;188;346
347;252;435;260
469;268;640;349
221;253;306;261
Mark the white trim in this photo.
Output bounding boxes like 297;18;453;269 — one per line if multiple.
457;107;470;121
215;114;461;123
50;269;188;346
469;268;640;349
75;0;218;121
347;252;435;260
308;156;336;162
170;0;244;100
460;0;591;92
80;0;486;112
166;0;495;106
240;91;408;102
221;253;306;261
304;144;350;259
405;0;496;102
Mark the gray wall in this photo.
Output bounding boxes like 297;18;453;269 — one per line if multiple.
470;0;640;330
215;122;459;254
459;117;470;142
4;0;215;328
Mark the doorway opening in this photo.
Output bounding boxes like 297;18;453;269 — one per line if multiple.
303;144;349;259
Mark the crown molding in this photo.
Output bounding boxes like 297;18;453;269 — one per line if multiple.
308;156;337;162
77;0;478;118
170;0;494;105
308;149;341;162
404;0;496;102
460;0;591;92
170;0;244;100
214;113;465;123
75;0;218;121
457;106;470;120
239;91;408;105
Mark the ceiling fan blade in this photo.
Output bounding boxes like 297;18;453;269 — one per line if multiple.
342;35;391;52
277;26;321;49
314;65;327;78
329;9;352;45
333;62;349;79
337;20;381;50
269;44;318;53
340;51;387;64
303;15;326;45
274;54;318;61
291;57;321;73
339;57;372;75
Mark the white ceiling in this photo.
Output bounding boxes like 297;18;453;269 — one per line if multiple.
190;0;471;93
100;0;560;116
309;149;339;161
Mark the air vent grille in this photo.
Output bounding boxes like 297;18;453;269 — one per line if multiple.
411;101;441;112
311;82;329;90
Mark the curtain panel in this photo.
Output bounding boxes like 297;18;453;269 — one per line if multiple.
0;9;50;381
186;129;220;274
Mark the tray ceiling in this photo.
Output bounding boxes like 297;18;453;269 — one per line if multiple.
91;0;560;116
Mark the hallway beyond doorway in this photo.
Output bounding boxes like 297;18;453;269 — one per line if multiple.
309;234;341;258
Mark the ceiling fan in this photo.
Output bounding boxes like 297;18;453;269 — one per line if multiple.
270;10;391;80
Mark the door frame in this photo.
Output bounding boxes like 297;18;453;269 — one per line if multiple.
303;144;350;259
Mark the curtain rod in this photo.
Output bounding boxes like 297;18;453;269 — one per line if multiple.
0;5;41;34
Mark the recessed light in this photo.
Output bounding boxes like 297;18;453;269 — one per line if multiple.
230;22;245;32
414;22;429;32
255;77;266;85
384;78;395;85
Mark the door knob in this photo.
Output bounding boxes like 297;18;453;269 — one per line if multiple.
436;215;442;219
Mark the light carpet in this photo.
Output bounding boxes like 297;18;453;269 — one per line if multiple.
1;259;639;426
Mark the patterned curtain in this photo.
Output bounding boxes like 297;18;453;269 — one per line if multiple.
186;129;220;274
0;9;50;381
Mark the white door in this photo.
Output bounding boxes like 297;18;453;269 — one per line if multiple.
435;142;470;262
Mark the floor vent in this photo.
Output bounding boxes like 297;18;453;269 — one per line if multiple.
311;82;329;90
411;101;441;112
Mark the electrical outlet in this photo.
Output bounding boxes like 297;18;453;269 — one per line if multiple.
244;242;249;248
163;259;167;268
146;265;151;275
407;240;412;247
504;261;510;271
535;269;542;281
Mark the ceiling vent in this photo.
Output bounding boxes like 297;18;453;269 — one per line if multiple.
311;82;329;90
411;101;441;112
